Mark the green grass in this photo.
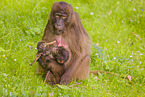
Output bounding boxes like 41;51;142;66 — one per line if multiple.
0;0;145;96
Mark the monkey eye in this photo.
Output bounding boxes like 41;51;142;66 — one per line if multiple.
62;16;67;19
55;14;59;18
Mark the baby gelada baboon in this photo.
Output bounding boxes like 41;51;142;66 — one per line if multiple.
37;46;69;85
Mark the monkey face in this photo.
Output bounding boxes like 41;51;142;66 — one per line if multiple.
50;2;73;35
52;47;69;65
54;13;67;35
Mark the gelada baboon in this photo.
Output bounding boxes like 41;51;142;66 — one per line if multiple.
37;46;69;85
37;46;69;68
37;1;91;84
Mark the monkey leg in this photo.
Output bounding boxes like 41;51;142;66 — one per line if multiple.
69;56;91;82
45;71;61;85
45;71;56;85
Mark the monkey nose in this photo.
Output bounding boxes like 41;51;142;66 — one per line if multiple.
56;30;62;35
57;24;60;26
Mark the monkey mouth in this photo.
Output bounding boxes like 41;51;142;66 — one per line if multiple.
56;30;63;35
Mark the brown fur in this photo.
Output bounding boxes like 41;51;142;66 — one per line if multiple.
37;1;91;84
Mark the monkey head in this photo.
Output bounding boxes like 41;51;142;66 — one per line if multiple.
50;2;73;35
51;47;69;65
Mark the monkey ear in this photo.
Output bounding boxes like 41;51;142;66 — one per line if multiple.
65;4;73;23
50;2;60;23
51;2;61;11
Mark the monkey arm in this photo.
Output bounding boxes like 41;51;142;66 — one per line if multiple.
37;41;56;52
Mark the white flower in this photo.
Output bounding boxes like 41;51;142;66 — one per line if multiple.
95;53;98;55
114;57;116;59
10;92;12;96
140;61;141;64
75;7;79;9
130;20;133;22
130;55;132;57
117;41;120;43
35;48;37;50
90;12;94;15
136;51;140;53
133;8;136;11
140;53;143;55
14;59;17;61
131;59;133;62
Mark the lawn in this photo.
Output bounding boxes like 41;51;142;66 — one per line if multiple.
0;0;145;96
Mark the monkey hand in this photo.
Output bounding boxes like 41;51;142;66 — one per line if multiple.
60;80;68;85
60;75;69;85
37;43;47;53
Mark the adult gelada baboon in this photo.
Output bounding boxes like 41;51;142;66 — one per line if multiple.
37;1;91;84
